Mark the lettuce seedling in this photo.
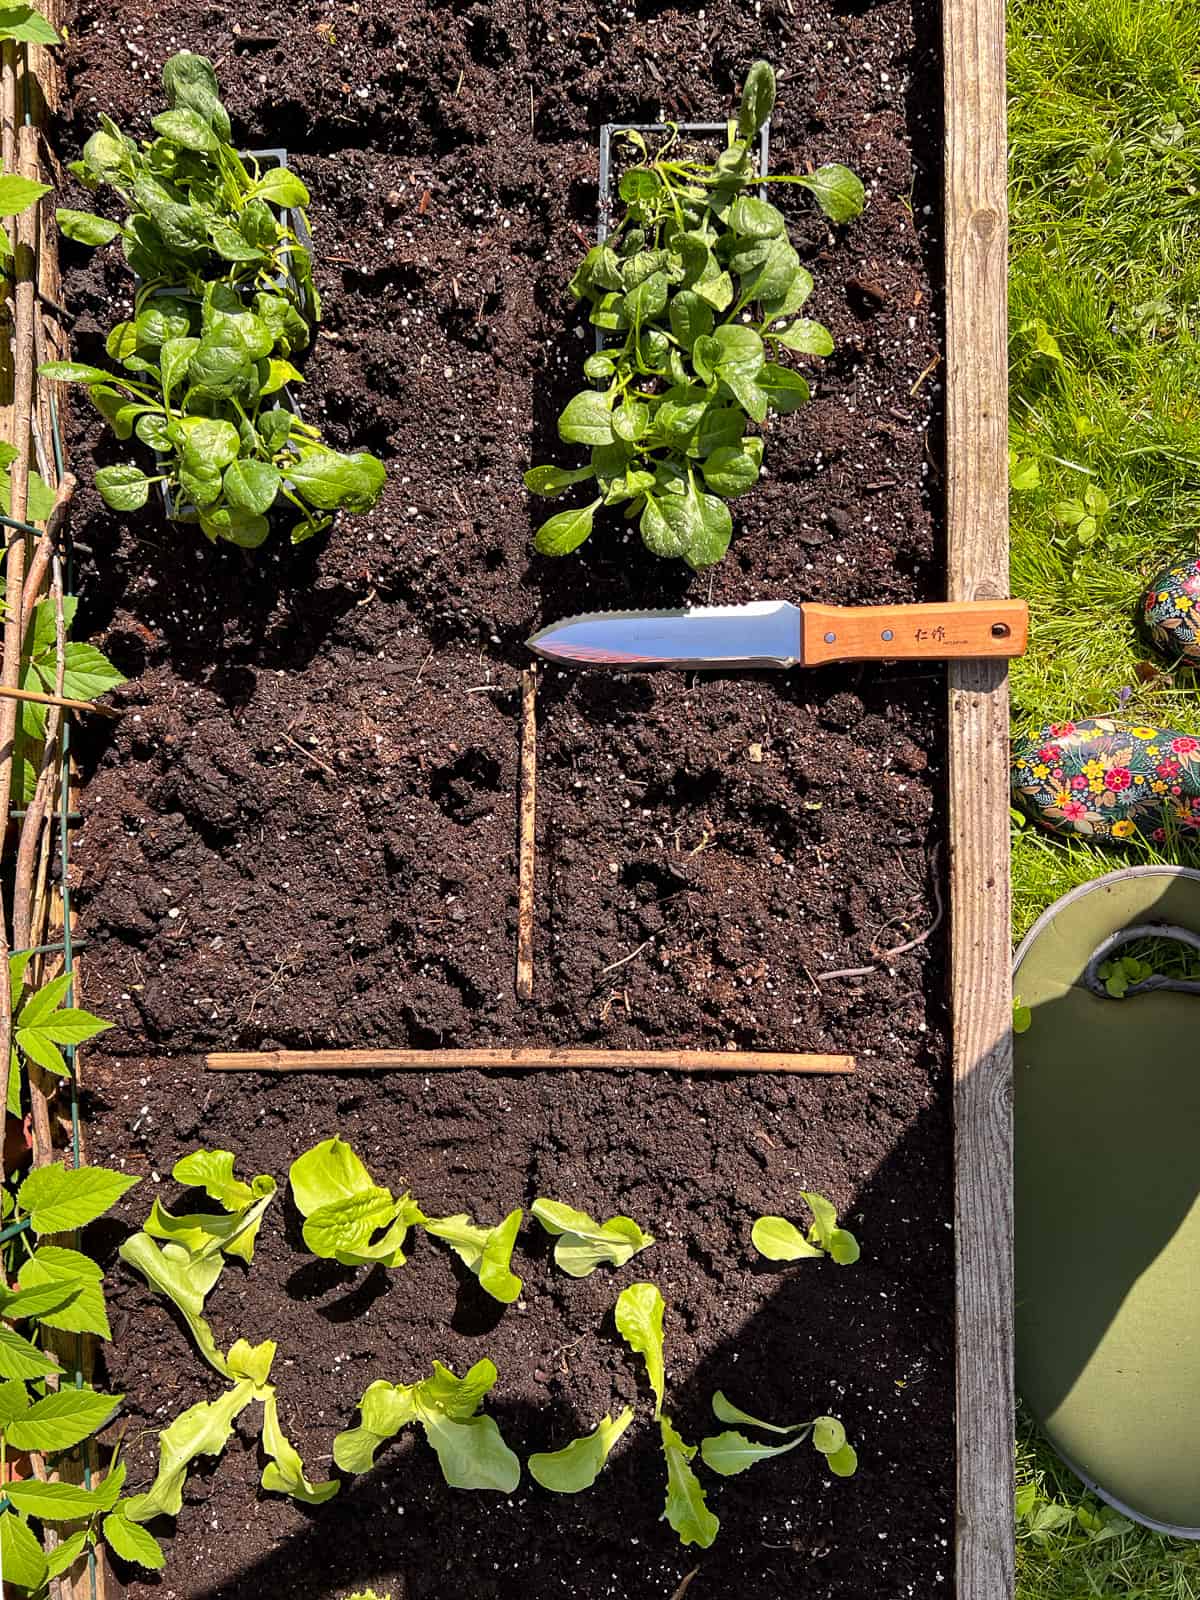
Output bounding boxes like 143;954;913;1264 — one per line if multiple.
614;1282;718;1547
661;1415;720;1549
422;1208;523;1303
700;1391;857;1479
120;1148;277;1375
289;1137;423;1269
526;59;864;569
334;1359;520;1493
614;1281;665;1416
531;1198;654;1278
146;1147;276;1263
751;1191;860;1265
528;1407;634;1493
120;1338;337;1529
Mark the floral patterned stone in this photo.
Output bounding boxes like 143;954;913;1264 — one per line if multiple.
1143;556;1200;664
1012;717;1200;841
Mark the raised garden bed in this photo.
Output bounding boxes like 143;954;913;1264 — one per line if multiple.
31;0;1006;1595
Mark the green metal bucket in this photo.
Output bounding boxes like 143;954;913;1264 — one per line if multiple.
1014;865;1200;1537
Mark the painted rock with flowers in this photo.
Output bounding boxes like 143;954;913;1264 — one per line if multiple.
1012;717;1200;840
1142;556;1200;665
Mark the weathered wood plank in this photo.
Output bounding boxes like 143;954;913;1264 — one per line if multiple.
943;0;1014;1596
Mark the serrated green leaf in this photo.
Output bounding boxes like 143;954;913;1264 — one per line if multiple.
0;173;49;219
18;1162;138;1235
0;1323;61;1381
7;1465;123;1519
0;1509;49;1591
19;1246;110;1338
6;1386;121;1452
103;1510;165;1569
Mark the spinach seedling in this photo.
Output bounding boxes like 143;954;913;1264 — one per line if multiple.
60;51;318;319
531;1197;654;1277
528;1408;634;1494
700;1391;858;1479
47;51;387;546
525;60;864;569
289;1136;423;1269
334;1360;520;1493
751;1190;860;1265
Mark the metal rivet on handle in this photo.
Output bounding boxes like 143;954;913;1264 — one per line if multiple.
881;629;894;642
824;632;836;644
992;623;1010;638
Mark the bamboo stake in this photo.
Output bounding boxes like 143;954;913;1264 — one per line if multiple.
18;551;64;1163
516;665;537;1000
19;469;75;637
208;1047;855;1075
0;681;119;717
0;121;40;1181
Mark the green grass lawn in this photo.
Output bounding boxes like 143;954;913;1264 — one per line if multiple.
1009;0;1200;1590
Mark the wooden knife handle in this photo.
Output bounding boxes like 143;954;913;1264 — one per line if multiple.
800;599;1028;666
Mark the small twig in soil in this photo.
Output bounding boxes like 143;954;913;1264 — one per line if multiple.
516;666;537;1000
598;936;655;978
279;729;336;779
815;964;878;983
910;351;942;396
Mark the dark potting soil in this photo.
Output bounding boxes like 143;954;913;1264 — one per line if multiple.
55;1;954;1596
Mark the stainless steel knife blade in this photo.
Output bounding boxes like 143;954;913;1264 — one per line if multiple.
527;597;1030;670
527;601;803;670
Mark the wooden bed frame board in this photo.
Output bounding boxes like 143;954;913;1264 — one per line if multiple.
21;0;1015;1593
944;0;1015;1596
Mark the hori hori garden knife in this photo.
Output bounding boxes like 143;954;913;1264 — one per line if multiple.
528;599;1029;671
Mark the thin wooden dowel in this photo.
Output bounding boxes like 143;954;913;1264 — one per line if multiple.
207;1047;855;1076
0;681;120;718
516;665;537;1000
